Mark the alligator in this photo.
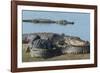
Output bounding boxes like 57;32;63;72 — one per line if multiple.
24;33;90;58
23;19;74;25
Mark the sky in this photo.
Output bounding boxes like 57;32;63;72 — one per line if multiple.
22;10;90;41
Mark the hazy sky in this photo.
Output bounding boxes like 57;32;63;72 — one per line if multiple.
22;10;90;41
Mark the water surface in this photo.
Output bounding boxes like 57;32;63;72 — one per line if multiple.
22;10;90;41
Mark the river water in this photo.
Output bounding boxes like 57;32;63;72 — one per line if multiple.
22;10;90;41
